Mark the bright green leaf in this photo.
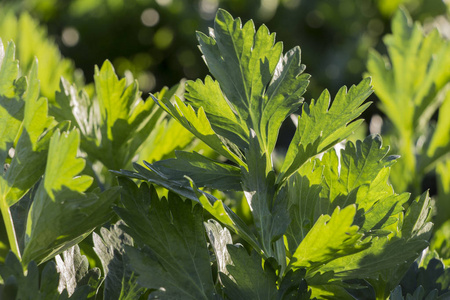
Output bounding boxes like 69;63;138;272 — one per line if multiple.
21;130;119;265
290;205;365;270
278;78;372;184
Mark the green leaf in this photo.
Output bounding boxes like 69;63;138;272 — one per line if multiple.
278;78;372;184
277;269;311;300
115;165;263;258
0;39;19;98
55;245;101;298
0;42;68;260
308;192;432;296
367;8;450;194
115;178;217;299
314;135;407;234
220;245;278;300
435;159;450;227
290;205;365;270
92;221;145;300
421;87;450;172
1;59;61;207
137;117;195;164
152;94;246;166
21;129;119;265
196;9;309;156
318;135;397;208
367;8;450;136
145;151;242;191
399;256;450;298
52;61;175;174
402;192;433;240
0;39;23;178
185;76;249;149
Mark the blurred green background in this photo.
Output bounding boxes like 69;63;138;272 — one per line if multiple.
2;0;447;95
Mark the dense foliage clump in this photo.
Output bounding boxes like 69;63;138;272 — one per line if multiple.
0;6;449;300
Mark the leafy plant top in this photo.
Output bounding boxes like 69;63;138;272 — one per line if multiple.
119;9;433;299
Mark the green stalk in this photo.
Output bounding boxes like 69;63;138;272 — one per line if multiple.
274;238;286;277
0;200;21;260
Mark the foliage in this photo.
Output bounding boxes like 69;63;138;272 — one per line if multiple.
367;8;450;280
0;5;448;300
119;9;434;299
367;7;450;196
0;40;118;266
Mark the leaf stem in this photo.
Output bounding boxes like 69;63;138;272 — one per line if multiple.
0;200;21;260
274;238;286;276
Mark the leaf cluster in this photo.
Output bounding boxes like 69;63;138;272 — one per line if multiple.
0;7;446;300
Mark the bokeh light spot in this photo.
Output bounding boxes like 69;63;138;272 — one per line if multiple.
199;0;219;20
156;0;172;7
141;8;160;27
62;27;80;47
138;71;156;92
154;27;174;49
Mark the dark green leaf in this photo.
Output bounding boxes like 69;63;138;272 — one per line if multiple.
92;221;145;300
220;245;278;300
115;178;217;299
145;151;242;191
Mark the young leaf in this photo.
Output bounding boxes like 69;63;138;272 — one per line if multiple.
197;9;309;156
319;135;397;208
0;41;67;260
421;89;450;172
307;192;432;298
367;8;450;136
367;7;450;193
185;76;249;149
115;178;217;299
152;94;246;166
0;39;19;98
52;61;190;180
312;135;409;235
